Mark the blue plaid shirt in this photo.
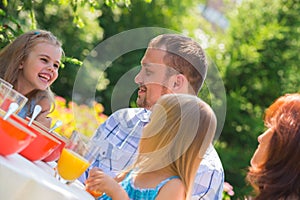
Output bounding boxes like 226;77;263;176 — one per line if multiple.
80;108;224;200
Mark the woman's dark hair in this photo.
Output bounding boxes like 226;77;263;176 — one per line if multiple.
247;93;300;200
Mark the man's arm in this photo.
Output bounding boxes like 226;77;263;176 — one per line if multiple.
78;108;149;183
78;112;120;183
192;144;224;200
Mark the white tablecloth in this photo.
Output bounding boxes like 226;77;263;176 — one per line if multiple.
0;154;94;200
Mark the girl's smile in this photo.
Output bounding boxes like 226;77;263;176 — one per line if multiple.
16;42;62;95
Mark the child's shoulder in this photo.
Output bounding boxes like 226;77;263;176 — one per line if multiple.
162;177;184;189
156;178;185;200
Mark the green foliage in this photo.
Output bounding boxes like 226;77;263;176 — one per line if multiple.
209;0;300;198
0;8;23;48
96;0;203;113
0;0;203;110
2;0;300;198
0;0;134;101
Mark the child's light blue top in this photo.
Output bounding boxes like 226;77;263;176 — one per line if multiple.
98;170;180;200
17;100;35;118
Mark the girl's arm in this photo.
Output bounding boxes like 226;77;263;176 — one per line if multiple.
156;178;186;200
35;97;52;128
114;171;127;182
85;168;129;200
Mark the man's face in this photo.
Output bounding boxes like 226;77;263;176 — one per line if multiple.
134;48;174;110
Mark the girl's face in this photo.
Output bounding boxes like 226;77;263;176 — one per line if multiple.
17;42;62;95
250;127;274;168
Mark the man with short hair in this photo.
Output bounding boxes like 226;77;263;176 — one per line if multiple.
82;34;224;199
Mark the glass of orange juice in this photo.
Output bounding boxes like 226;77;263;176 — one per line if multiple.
56;131;100;183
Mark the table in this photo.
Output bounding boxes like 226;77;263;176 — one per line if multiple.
0;153;94;200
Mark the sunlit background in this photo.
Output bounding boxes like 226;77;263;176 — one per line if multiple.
1;0;299;198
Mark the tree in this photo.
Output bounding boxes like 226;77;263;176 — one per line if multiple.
94;0;204;114
0;0;132;101
4;0;299;198
208;0;300;197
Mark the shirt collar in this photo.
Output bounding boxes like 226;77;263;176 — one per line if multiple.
136;108;151;123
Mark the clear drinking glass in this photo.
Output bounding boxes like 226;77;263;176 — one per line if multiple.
0;88;28;114
0;78;13;88
0;86;11;106
56;131;100;183
0;79;13;104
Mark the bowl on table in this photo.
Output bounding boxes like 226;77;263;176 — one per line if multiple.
24;118;68;162
0;110;36;156
42;131;67;162
10;115;61;162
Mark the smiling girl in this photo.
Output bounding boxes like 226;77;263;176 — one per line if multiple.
0;30;64;127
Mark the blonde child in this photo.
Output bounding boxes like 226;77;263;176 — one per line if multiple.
86;94;217;200
0;30;64;127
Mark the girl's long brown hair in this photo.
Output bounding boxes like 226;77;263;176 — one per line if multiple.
0;30;63;115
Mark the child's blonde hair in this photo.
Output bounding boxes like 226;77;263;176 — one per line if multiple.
132;94;217;198
0;29;64;114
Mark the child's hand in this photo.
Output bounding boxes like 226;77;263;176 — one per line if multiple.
85;168;122;197
35;98;52;128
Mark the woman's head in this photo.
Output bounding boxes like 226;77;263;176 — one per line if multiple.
247;93;300;199
0;29;63;94
135;94;216;197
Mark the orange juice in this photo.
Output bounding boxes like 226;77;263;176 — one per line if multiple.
57;148;90;181
85;188;103;198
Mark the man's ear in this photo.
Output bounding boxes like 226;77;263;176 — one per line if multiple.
172;74;186;91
